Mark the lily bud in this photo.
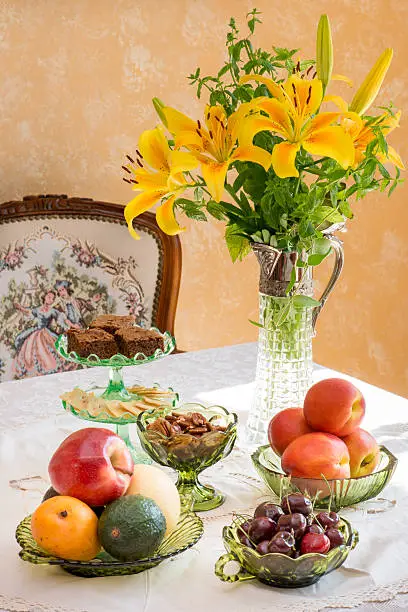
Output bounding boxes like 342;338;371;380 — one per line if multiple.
316;15;333;92
349;48;393;115
152;97;168;126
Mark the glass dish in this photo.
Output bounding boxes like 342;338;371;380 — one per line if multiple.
56;328;175;464
62;384;178;464
215;514;358;588
56;329;175;402
16;511;203;578
252;445;397;511
137;403;238;512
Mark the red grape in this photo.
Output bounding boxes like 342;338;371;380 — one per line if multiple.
256;540;271;555
315;511;339;529
267;531;295;556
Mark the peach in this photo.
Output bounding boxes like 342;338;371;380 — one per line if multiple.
342;428;380;478
268;408;314;456
49;428;134;507
303;378;365;437
281;432;351;479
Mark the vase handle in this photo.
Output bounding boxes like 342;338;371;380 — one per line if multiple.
312;235;344;330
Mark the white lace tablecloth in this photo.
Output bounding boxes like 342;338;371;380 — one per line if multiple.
2;343;408;612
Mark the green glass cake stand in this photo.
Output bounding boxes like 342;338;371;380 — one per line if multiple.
56;329;176;464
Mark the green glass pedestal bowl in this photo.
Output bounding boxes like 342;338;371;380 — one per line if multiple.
16;511;203;578
137;403;238;512
252;445;397;511
215;514;358;588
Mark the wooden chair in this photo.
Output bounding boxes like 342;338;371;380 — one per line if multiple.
0;194;182;381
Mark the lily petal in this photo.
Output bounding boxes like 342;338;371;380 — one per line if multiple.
124;190;166;239
285;76;323;118
271;141;300;178
138;127;170;172
174;129;204;152
238;114;288;146
169;150;199;175
323;94;349;113
230;145;271;171
201;160;229;202
306;112;340;134
303;126;355;169
239;74;286;102
132;167;170;191
156;195;186;235
163;106;198;135
332;74;354;87
382;145;405;170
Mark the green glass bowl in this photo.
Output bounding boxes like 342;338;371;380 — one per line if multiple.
215;514;358;588
137;403;238;512
16;511;203;578
252;445;397;511
55;328;175;368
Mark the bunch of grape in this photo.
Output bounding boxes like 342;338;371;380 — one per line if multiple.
237;493;344;557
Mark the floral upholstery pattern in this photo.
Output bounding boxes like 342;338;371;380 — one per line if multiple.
0;217;161;381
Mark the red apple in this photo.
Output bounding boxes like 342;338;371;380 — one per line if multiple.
268;408;314;456
281;432;351;480
303;378;365;437
342;428;380;477
49;428;134;506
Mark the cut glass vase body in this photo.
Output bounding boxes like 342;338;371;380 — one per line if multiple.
246;239;344;445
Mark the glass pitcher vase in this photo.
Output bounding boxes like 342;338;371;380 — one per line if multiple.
245;237;344;445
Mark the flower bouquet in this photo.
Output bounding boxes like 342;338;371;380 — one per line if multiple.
122;10;403;444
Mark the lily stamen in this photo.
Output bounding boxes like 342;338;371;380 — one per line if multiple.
136;159;143;168
306;86;312;105
122;178;132;183
136;149;143;159
126;155;135;164
197;119;202;129
122;165;131;174
296;61;301;72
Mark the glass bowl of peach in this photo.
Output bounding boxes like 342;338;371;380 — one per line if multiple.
252;378;397;511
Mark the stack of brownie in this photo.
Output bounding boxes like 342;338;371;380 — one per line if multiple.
66;314;164;359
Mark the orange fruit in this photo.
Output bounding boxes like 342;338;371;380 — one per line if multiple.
31;495;101;561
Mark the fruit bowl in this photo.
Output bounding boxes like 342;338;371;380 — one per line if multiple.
16;511;203;578
137;403;238;512
252;445;397;511
215;514;358;588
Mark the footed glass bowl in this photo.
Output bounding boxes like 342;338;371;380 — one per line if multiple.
137;403;238;512
215;514;358;588
16;511;203;578
252;445;397;511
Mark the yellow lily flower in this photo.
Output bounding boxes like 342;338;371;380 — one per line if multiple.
341;110;404;169
240;74;355;178
123;126;198;239
162;104;271;202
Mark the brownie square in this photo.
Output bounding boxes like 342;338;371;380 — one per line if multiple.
66;328;118;359
89;314;136;335
115;327;164;358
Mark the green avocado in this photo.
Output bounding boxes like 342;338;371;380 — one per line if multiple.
98;495;166;561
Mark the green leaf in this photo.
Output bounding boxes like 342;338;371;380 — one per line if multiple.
225;224;251;262
308;252;330;266
292;295;321;308
248;319;264;328
339;200;353;219
286;266;297;294
207;200;226;220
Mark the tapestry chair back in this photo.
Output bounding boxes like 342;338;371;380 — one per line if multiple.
0;195;181;381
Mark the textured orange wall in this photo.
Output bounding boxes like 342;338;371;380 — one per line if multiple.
0;0;407;395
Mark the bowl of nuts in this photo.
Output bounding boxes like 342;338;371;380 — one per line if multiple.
136;403;238;512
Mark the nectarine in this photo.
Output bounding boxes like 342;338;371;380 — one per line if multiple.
268;408;314;456
342;428;380;477
303;378;365;437
281;432;351;479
